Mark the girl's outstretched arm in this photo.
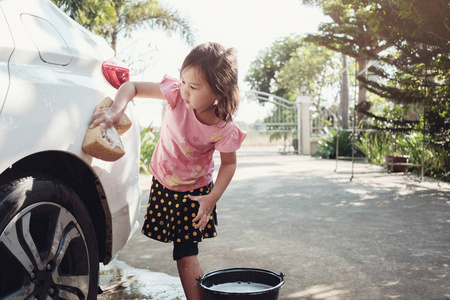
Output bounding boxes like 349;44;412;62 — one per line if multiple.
190;151;237;230
91;81;165;128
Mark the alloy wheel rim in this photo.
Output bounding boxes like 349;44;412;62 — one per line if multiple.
0;202;91;300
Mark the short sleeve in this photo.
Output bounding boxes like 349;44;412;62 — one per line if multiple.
159;75;180;109
215;124;247;153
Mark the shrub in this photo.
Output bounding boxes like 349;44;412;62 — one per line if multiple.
140;125;159;175
423;143;450;182
355;131;394;164
313;128;354;159
357;130;449;181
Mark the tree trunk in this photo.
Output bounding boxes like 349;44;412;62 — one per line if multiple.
340;55;350;128
356;58;369;125
111;29;118;53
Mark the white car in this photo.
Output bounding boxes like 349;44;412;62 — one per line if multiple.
0;0;142;299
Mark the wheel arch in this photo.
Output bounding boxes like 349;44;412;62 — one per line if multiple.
0;151;113;264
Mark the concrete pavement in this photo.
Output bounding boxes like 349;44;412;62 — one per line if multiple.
117;155;450;300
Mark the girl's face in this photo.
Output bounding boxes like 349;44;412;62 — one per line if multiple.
180;66;217;114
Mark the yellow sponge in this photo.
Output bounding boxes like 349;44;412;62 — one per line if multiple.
82;97;132;161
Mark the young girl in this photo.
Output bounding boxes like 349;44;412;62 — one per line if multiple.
91;42;246;299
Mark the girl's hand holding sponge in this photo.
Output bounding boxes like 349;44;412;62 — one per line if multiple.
82;97;132;161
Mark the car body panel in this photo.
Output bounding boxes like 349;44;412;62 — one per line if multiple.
0;0;141;260
21;14;73;65
0;7;14;110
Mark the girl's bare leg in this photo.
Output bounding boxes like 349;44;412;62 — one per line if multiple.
177;255;205;300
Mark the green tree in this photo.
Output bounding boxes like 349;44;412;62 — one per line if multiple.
245;35;304;97
300;0;392;123
360;0;450;148
245;35;341;109
245;36;342;143
302;0;449;149
276;44;341;113
52;0;194;51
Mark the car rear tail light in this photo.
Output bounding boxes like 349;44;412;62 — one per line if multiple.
102;57;130;89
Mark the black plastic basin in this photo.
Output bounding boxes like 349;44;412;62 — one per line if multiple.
198;268;285;300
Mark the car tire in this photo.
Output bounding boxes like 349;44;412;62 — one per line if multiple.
0;176;99;300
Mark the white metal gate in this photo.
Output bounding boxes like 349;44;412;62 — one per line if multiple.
239;91;300;155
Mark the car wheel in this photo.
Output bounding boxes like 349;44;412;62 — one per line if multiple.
0;176;99;300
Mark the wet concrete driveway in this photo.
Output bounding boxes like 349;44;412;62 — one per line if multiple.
101;155;450;300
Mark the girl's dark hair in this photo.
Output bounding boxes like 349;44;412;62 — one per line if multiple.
181;42;239;122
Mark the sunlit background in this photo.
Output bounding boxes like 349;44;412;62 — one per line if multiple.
115;0;329;128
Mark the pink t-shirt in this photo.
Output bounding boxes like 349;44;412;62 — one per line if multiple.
149;75;247;192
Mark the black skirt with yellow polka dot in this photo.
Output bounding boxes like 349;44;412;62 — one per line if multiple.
141;178;218;244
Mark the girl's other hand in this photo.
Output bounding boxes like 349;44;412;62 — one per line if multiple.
189;193;217;230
